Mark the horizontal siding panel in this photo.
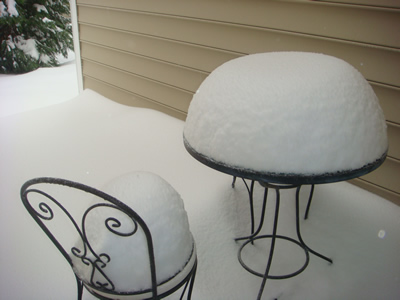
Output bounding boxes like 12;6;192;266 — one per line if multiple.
79;24;241;73
78;7;400;86
79;35;400;124
78;0;400;48
81;42;207;92
84;77;186;120
372;83;400;124
387;122;400;159
350;179;400;205
82;60;193;112
359;157;400;193
313;0;400;9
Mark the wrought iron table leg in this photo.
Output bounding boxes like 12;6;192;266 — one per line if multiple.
304;184;315;220
237;187;310;299
257;188;280;300
233;178;268;241
243;179;256;238
235;184;268;242
237;183;332;299
234;179;315;239
296;186;332;263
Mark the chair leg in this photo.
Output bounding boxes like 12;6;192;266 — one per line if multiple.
187;261;197;300
180;261;197;300
76;275;84;300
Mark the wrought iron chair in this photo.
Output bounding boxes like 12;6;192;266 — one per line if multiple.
20;176;197;300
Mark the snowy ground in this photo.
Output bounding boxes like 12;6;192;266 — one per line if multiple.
0;61;399;300
0;52;78;118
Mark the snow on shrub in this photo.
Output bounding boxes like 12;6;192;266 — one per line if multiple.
0;0;73;74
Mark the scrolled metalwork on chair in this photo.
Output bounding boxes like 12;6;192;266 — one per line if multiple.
21;176;197;300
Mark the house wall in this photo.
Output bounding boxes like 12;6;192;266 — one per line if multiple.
75;0;400;205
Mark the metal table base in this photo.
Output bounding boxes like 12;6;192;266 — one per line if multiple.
232;177;316;237
235;182;332;300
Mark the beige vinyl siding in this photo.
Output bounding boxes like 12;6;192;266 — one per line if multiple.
313;0;400;9
75;0;400;205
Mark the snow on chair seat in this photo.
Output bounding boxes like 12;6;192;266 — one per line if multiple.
20;172;197;300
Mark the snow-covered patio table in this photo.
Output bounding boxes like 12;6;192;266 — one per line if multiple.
183;52;388;299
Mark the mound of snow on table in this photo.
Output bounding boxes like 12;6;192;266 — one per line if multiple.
184;52;388;175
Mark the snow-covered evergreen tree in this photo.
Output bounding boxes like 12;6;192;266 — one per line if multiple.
0;0;73;74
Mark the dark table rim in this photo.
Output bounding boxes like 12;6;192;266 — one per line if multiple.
183;136;387;185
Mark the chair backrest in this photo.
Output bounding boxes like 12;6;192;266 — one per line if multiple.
20;177;158;298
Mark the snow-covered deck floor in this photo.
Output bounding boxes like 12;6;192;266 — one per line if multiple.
1;88;399;299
